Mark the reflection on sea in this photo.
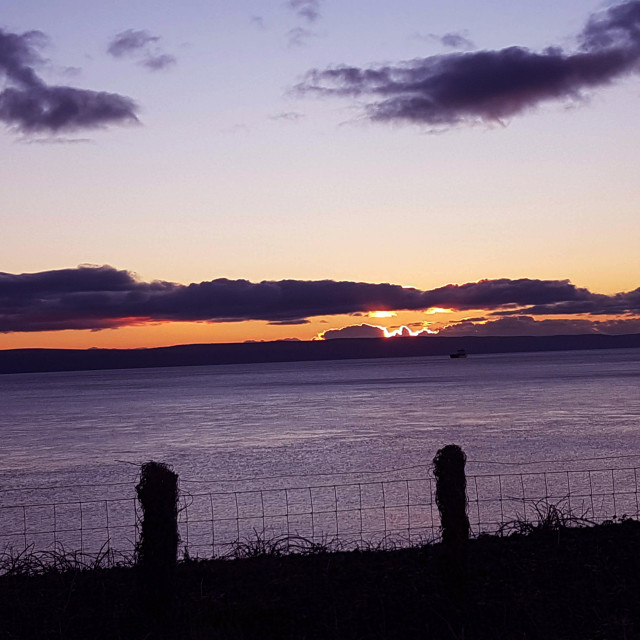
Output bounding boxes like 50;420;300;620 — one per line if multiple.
1;348;639;491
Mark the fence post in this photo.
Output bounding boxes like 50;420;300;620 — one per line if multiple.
136;461;179;619
433;444;469;600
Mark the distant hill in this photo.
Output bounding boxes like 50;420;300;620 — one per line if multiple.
1;333;639;374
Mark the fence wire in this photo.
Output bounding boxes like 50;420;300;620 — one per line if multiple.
1;465;639;569
178;477;437;556
0;495;139;564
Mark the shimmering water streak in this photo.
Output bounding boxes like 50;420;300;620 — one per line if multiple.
1;347;640;556
1;348;639;490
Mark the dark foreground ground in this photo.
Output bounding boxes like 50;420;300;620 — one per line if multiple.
2;520;640;640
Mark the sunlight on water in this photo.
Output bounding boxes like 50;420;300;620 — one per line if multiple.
1;348;639;489
1;348;640;557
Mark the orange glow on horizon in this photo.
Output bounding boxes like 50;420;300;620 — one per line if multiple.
2;309;638;351
425;307;453;315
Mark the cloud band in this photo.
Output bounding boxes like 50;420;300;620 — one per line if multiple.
297;1;640;128
1;265;638;333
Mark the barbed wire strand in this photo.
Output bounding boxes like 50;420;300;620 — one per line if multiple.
178;454;640;484
2;454;640;493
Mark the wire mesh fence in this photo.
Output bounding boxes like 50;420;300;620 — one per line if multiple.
467;467;640;534
0;495;139;565
179;477;438;556
2;463;639;571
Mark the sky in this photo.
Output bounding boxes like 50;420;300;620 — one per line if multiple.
1;0;639;349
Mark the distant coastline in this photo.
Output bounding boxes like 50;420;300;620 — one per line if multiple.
1;333;640;375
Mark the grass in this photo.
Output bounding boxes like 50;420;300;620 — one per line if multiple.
0;541;134;576
497;496;597;537
2;514;640;639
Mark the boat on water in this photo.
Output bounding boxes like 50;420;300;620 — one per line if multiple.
449;349;467;359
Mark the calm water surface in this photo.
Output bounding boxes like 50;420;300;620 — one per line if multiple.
1;348;640;490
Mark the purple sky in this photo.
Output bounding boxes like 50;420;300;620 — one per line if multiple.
1;0;639;347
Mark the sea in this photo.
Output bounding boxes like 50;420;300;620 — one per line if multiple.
1;347;640;553
1;347;640;486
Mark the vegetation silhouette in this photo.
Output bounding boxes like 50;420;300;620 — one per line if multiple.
2;519;640;638
3;453;640;638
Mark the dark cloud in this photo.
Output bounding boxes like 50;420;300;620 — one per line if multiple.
422;278;596;310
1;266;638;333
0;28;138;134
322;324;387;340
288;0;322;23
297;1;640;128
0;86;138;133
437;315;640;337
492;287;640;316
107;29;176;71
268;318;310;325
322;324;424;340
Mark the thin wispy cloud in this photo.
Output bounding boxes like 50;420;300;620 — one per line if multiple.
250;16;266;30
416;31;475;50
285;0;322;46
270;111;305;121
438;32;474;49
141;53;176;71
19;136;94;145
0;28;138;134
287;26;317;47
107;30;159;56
297;0;640;129
1;265;638;333
287;0;322;23
56;65;82;78
107;29;176;71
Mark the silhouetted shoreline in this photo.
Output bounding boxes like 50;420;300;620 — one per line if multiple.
2;333;640;374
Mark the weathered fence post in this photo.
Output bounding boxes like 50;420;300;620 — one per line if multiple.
433;444;470;599
136;461;179;620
